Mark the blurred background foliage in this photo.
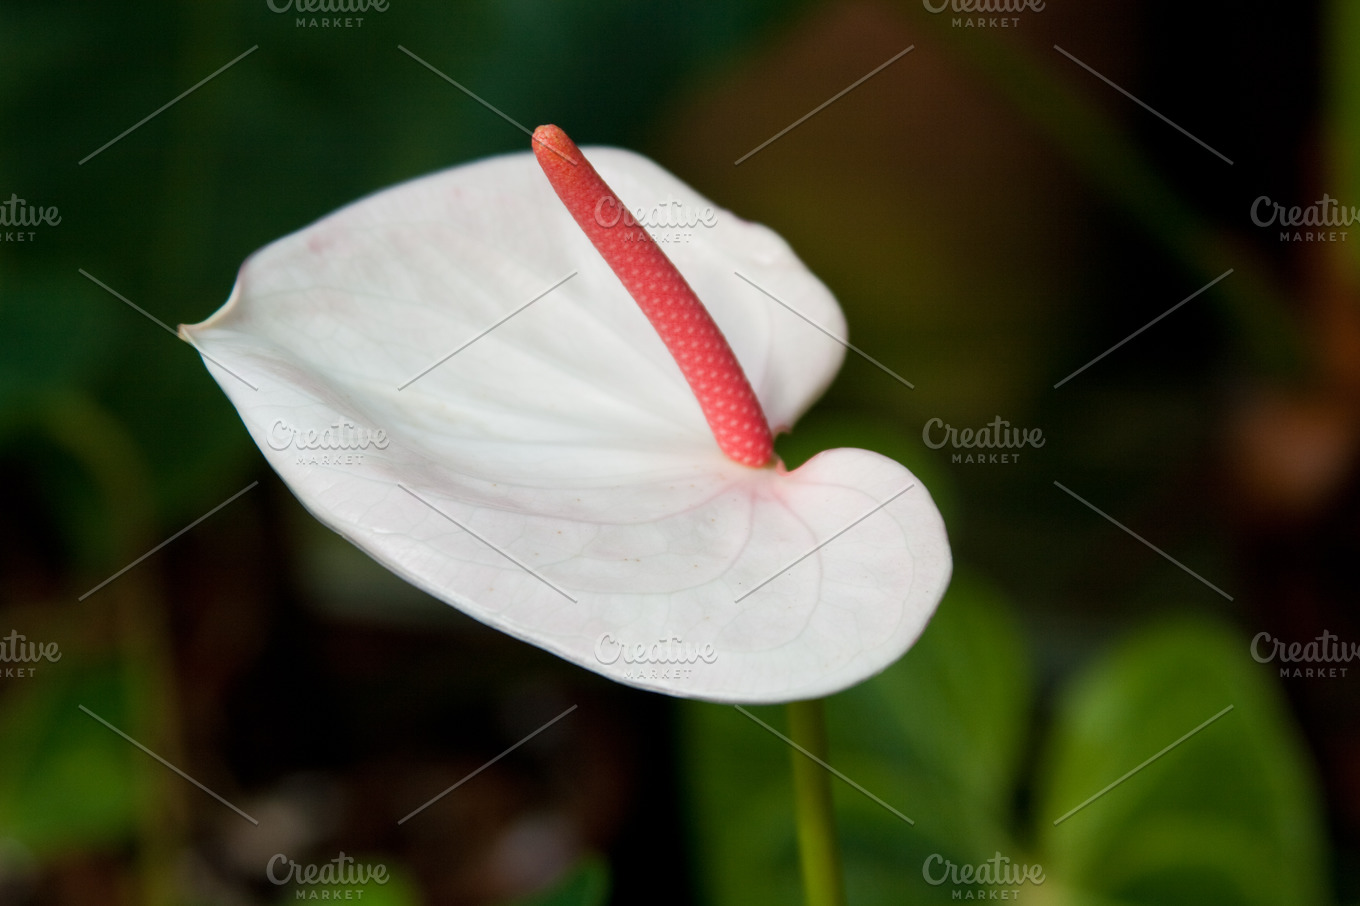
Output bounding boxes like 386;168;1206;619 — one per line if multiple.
1;0;1355;903
684;580;1328;905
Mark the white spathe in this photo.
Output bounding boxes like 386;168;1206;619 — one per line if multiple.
180;145;951;703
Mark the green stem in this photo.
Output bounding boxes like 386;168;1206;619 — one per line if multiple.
787;698;846;906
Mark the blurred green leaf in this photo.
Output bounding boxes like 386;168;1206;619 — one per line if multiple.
683;573;1031;906
504;855;610;906
681;698;801;906
831;574;1032;845
827;575;1035;904
1036;619;1329;906
685;592;1330;905
0;661;141;853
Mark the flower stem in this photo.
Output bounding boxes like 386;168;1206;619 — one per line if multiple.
787;698;846;906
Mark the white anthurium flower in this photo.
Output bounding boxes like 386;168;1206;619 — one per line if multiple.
180;126;951;704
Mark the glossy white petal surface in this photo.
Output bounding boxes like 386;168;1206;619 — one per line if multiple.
181;146;951;702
